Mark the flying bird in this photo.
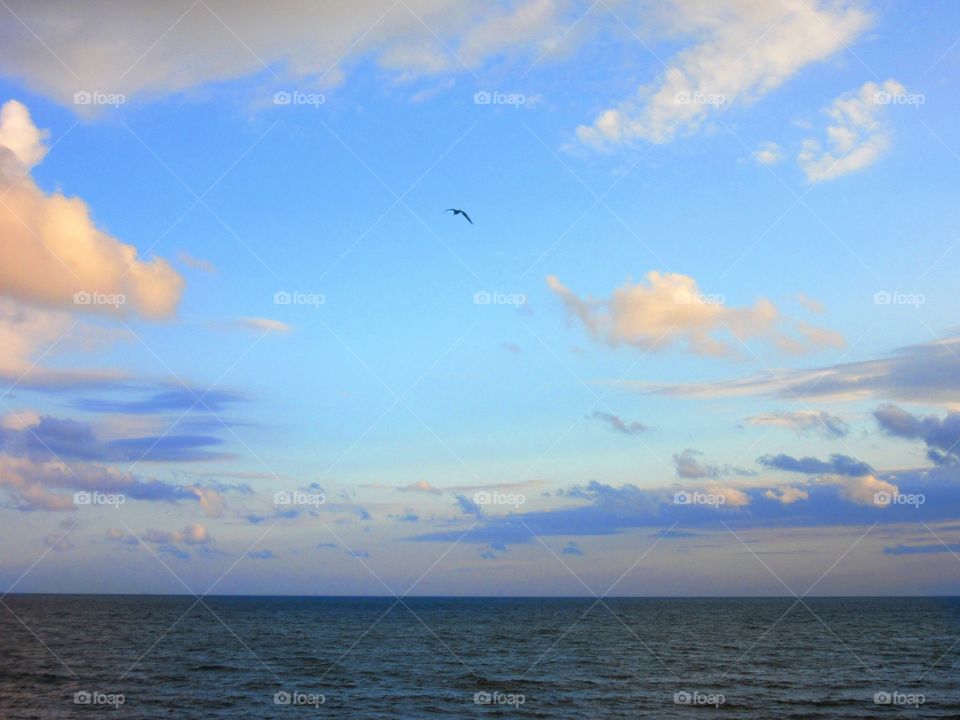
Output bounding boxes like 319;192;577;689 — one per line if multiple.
445;208;473;225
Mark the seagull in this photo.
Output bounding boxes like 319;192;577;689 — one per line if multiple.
445;208;473;225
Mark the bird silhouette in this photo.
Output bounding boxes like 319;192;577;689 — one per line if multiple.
445;208;473;225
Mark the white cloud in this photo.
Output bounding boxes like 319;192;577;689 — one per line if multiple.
0;98;47;168
798;79;904;182
0;100;184;319
752;141;782;165
827;474;896;506
234;316;293;334
577;0;870;147
705;482;750;507
547;272;844;358
0;1;568;108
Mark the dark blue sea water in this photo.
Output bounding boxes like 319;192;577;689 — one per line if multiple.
0;596;957;718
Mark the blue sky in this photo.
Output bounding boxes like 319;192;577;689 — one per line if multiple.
1;0;959;596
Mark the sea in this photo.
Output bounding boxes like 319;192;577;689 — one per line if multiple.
0;596;957;718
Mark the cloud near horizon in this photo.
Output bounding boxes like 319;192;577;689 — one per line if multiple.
0;413;235;511
0;100;184;319
548;272;844;358
410;472;960;545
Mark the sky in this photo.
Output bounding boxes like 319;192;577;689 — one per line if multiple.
0;0;959;596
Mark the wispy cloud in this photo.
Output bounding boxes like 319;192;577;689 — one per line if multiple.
744;410;849;438
798;79;906;182
577;0;870;146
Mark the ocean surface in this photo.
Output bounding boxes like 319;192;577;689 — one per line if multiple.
0;596;957;718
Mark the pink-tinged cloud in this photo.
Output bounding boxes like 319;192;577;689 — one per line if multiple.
0;100;184;319
547;272;844;358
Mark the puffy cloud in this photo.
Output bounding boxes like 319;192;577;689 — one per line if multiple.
143;523;212;546
828;474;897;506
874;404;960;465
0;98;47;167
577;0;870;146
798;79;905;182
548;272;843;358
0;1;569;107
764;486;809;504
108;524;214;553
591;411;647;435
0;100;184;318
400;480;443;495
191;486;227;518
744;410;849;438
752;141;782;166
702;482;750;507
647;334;960;405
